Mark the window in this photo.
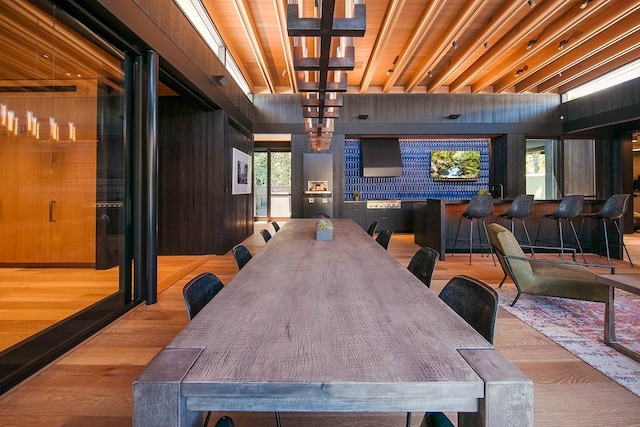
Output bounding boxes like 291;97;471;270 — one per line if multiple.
563;58;640;101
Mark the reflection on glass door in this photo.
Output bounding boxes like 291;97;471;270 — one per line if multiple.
254;150;291;219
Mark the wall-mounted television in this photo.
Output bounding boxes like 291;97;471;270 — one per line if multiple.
430;150;480;181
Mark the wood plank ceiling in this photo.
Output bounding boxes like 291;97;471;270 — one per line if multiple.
202;0;640;95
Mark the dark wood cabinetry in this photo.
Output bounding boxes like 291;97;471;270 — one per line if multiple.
343;202;413;232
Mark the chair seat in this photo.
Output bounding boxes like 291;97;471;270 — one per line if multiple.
530;263;608;302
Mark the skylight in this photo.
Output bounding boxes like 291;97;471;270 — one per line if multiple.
564;58;640;102
174;0;252;98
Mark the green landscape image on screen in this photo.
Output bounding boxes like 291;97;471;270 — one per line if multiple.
430;150;481;180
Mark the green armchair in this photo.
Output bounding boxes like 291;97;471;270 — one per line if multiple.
487;223;613;306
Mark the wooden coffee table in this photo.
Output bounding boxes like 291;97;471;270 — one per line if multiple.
597;274;640;363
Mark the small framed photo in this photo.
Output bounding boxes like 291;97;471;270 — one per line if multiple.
232;148;252;195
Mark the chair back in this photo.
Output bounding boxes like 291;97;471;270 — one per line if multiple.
271;221;280;232
552;195;584;218
366;220;379;237
407;246;440;288
438;275;499;343
596;194;630;219
463;194;494;218
375;229;393;250
232;244;252;270
503;194;534;219
182;272;224;320
487;223;533;287
260;229;272;243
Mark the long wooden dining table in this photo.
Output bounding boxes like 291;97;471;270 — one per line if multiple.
133;219;532;426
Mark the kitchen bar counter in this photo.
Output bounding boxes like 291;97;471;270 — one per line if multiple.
413;198;610;260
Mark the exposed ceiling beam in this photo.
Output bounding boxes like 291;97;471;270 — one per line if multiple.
519;16;640;93
448;0;572;93
404;0;486;93
274;0;297;92
488;0;637;93
231;0;276;93
382;0;447;93
426;0;525;93
359;0;405;93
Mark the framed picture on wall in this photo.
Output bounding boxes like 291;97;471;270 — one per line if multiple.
232;148;252;195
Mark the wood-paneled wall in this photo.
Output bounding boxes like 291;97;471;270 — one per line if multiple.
158;97;253;256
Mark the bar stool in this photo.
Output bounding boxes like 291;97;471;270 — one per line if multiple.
451;194;496;265
496;194;535;254
580;194;633;266
534;194;585;262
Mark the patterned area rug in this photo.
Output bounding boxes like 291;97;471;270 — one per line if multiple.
496;284;640;397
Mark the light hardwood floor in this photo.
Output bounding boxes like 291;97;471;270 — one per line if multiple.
1;222;639;426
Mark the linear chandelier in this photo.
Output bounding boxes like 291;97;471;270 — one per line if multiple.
287;0;365;151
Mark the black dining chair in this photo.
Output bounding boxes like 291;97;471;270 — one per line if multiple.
497;194;535;251
271;221;280;232
413;275;499;427
366;220;379;237
451;194;495;265
375;229;393;250
534;194;585;262
232;244;252;270
580;193;633;266
407;246;440;288
260;229;272;243
182;272;224;320
207;415;235;427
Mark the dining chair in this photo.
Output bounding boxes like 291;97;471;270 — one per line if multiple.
206;415;235;427
407;246;440;288
231;244;252;270
271;221;280;232
412;275;499;427
375;229;393;250
366;220;379;237
260;229;272;243
182;272;224;320
534;194;585;262
451;194;495;265
579;194;633;266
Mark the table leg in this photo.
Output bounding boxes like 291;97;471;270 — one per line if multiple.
458;348;533;427
604;286;616;345
133;348;203;427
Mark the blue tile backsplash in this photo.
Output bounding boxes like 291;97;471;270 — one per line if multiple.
345;138;490;200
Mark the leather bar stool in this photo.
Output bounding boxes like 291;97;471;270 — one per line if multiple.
451;194;496;265
497;194;535;254
580;194;633;266
534;194;585;262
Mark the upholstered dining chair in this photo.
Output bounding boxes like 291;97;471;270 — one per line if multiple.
207;415;235;427
366;220;379;237
182;272;224;320
260;229;272;243
451;193;495;265
414;275;498;427
488;223;612;306
579;194;633;266
271;221;280;232
231;244;252;270
375;229;393;250
407;246;440;288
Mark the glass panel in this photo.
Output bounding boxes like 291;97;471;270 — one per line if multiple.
254;151;267;217
270;152;291;218
0;0;126;354
526;139;560;199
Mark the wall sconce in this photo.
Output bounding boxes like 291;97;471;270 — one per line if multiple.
526;39;537;50
447;114;461;120
358;114;368;120
558;40;567;50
